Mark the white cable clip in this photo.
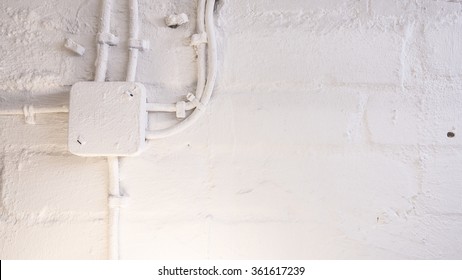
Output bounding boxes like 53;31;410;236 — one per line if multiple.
128;38;150;51
64;38;85;56
176;101;186;119
186;92;196;102
97;32;119;46
190;32;207;46
108;195;129;208
165;13;189;28
23;105;35;124
186;92;202;110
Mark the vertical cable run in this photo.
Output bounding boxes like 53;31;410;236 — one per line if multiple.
94;0;121;260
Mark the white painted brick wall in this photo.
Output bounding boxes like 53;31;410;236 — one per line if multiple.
2;152;107;214
1;0;462;259
0;221;106;259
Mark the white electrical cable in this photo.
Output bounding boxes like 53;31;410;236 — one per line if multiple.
0;105;68;115
145;0;207;114
145;0;216;139
95;0;114;82
106;0;145;260
107;156;120;260
0;104;68;124
126;0;139;82
187;0;208;102
93;0;121;260
0;0;211;257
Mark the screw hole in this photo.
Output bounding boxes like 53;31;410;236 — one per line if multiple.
130;93;134;97
447;132;455;138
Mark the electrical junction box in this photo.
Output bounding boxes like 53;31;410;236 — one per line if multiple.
68;82;147;157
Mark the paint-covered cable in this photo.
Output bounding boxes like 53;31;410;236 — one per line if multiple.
92;0;122;260
107;0;146;260
0;105;68;115
145;0;207;114
126;0;149;82
145;0;216;139
107;156;121;260
95;0;117;82
0;104;68;124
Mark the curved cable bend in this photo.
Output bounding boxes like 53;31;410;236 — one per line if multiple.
145;0;207;113
145;0;217;139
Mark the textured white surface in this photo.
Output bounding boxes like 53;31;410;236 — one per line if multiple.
1;0;462;259
68;82;146;156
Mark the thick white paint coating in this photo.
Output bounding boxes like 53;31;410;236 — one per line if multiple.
1;0;462;259
68;82;146;156
145;0;218;139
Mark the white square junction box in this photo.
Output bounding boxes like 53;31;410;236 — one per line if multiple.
68;82;147;157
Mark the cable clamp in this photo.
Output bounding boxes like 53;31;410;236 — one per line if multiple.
108;195;129;208
190;32;208;46
64;38;85;56
165;13;189;28
129;38;150;51
98;32;119;46
186;92;196;102
176;101;186;119
23;105;35;124
186;92;201;109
